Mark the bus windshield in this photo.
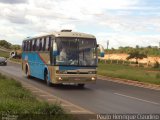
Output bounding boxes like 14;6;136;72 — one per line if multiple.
55;37;97;66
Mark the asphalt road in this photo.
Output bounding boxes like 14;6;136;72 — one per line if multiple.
0;62;160;114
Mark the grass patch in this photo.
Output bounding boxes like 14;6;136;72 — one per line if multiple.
98;63;160;85
0;49;21;63
0;73;73;120
156;73;160;79
10;58;21;63
0;50;9;58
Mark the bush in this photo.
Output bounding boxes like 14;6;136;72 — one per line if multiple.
156;73;160;79
153;61;159;68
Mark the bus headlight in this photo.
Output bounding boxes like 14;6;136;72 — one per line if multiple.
91;77;95;80
58;77;62;80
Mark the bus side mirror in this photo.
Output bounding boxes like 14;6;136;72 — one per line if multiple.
5;51;16;62
97;44;104;57
10;51;16;57
53;41;58;56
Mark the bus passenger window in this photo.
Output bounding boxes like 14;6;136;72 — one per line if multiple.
22;42;25;51
43;38;46;51
36;39;39;51
32;40;34;51
33;39;37;51
48;37;51;51
41;38;44;51
30;40;32;51
26;41;28;51
39;39;42;51
46;37;49;51
25;41;27;51
28;41;30;51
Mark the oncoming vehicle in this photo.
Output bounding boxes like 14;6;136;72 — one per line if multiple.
0;57;7;66
22;30;104;87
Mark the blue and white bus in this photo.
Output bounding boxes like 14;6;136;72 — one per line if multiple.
22;30;104;87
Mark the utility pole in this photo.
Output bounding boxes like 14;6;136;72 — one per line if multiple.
107;40;109;50
106;40;110;62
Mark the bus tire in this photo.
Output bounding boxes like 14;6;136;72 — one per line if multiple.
4;62;7;66
25;65;30;79
44;70;51;86
78;84;85;88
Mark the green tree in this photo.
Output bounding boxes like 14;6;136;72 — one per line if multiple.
136;45;139;49
11;45;21;50
0;40;12;49
126;50;147;64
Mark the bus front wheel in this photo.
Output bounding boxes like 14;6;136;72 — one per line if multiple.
78;84;85;88
44;72;51;86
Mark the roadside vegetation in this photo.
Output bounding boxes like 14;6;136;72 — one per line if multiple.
107;46;160;56
98;46;160;85
0;73;73;120
0;50;9;58
10;58;21;63
0;40;21;50
98;62;160;85
0;40;22;64
126;50;147;64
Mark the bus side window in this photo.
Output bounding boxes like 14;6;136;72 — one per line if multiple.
39;38;42;51
36;39;39;51
23;41;25;51
26;41;29;51
41;38;44;51
28;41;30;51
22;42;24;51
43;38;46;51
30;40;32;51
32;40;34;51
48;37;51;51
34;39;37;51
25;41;27;51
46;37;49;51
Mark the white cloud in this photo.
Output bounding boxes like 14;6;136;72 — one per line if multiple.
0;23;25;44
0;0;27;4
96;32;160;49
0;0;160;49
98;14;160;34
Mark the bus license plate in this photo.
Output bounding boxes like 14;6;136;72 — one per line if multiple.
75;78;80;81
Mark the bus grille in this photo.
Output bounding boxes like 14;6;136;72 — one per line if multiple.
67;72;88;74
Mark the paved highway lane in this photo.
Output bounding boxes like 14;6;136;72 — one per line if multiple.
0;62;160;113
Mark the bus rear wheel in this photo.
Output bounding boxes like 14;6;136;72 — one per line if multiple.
25;66;30;79
44;72;51;86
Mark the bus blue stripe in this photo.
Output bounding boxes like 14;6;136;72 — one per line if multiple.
59;66;96;70
22;52;50;81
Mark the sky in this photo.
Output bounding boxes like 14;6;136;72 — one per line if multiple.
0;0;160;49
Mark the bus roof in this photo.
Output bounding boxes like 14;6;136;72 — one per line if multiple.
54;31;96;39
24;30;96;41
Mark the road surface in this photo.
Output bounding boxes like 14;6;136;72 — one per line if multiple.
0;62;160;113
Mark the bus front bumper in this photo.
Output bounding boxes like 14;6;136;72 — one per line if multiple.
55;74;97;84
